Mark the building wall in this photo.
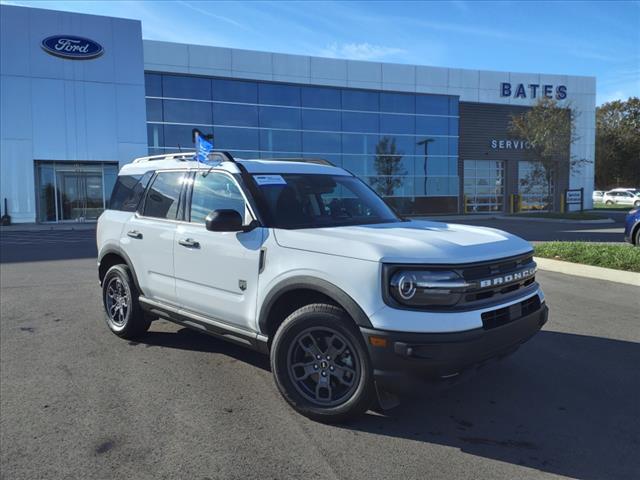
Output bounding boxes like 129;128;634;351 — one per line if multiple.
143;40;596;210
0;5;148;222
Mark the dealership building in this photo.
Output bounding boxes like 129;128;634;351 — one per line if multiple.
0;4;596;223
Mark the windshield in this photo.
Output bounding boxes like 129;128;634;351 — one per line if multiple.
254;174;401;229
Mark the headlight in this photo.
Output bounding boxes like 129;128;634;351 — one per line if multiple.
388;269;468;307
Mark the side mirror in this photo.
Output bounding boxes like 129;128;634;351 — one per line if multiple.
205;209;243;232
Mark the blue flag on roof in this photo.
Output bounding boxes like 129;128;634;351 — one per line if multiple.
194;131;213;163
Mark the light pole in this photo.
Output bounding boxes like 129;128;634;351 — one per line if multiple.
417;138;434;196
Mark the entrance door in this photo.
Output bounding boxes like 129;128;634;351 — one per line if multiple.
57;170;104;221
36;161;118;223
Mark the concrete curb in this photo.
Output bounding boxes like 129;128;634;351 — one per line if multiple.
496;216;615;224
0;224;96;233
415;215;615;224
534;256;640;286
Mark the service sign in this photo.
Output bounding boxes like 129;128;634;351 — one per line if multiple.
565;189;583;205
41;35;103;60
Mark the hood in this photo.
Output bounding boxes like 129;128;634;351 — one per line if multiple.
273;220;532;264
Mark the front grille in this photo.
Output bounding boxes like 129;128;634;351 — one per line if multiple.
481;295;541;329
459;254;536;305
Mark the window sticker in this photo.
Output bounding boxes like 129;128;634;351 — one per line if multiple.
253;175;287;186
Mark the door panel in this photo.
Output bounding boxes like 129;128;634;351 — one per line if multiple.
123;216;178;304
174;224;264;329
174;171;263;330
122;171;186;305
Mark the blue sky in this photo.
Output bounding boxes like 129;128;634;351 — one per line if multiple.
3;0;639;104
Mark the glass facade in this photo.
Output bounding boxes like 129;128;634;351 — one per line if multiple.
463;160;505;213
144;73;459;215
518;161;555;211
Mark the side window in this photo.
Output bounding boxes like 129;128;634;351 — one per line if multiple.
109;172;153;211
190;172;246;224
142;171;186;219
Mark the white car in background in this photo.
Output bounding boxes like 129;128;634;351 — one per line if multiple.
592;190;604;203
603;190;640;207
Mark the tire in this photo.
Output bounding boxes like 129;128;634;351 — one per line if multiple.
634;226;640;246
634;200;640;207
270;303;374;423
605;200;614;205
102;264;150;339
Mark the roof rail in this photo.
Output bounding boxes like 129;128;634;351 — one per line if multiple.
132;151;236;164
258;157;335;167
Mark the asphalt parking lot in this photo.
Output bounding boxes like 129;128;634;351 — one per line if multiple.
1;228;638;480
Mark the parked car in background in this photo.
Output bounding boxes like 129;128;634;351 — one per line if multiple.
624;208;640;246
603;190;640;207
592;190;604;203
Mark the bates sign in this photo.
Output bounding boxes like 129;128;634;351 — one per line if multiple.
41;35;103;59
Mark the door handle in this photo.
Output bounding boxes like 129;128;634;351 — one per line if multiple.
127;230;143;239
178;238;200;248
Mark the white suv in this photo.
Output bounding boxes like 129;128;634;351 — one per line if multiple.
97;152;548;422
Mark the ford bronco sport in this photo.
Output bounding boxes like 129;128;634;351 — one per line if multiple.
97;151;548;422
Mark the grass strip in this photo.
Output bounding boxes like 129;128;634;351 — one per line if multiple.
534;241;640;273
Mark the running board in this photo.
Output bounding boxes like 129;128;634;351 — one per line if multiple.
138;296;269;354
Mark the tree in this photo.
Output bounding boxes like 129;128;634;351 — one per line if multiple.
595;97;640;189
371;137;406;197
509;97;585;210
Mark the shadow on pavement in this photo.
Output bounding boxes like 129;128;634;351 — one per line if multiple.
0;230;97;263
134;324;639;479
138;327;270;371
344;330;640;480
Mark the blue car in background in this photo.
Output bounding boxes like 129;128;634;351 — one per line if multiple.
624;208;640;246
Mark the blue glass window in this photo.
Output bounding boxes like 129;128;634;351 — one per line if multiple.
449;97;459;116
342;112;378;133
213;126;259;151
342;133;378;154
449;138;459;156
302;109;341;131
413;136;450;156
162;75;211;100
147;124;163;149
301;86;341;109
213;103;258;127
212;79;257;103
163;100;212;125
145;73;162;97
146;99;163;122
415;116;449;136
380;93;415;113
384;135;416;156
448;117;459;135
259;83;300;106
259;106;301;129
302;132;341;153
415;95;449;115
163;124;196;148
260;129;302;153
380;114;414;135
342;90;379;111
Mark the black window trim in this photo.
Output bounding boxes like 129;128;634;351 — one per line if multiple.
137;168;190;224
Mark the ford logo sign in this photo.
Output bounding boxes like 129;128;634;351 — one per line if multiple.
41;35;103;60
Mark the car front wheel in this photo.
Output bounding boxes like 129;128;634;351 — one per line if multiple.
271;303;374;422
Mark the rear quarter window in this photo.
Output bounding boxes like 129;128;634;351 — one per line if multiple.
109;171;153;212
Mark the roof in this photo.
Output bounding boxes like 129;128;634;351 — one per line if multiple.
119;152;350;177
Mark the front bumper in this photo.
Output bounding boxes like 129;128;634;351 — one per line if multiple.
360;303;548;393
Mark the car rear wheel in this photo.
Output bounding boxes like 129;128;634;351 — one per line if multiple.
271;303;374;423
635;226;640;246
605;200;614;205
634;200;640;207
102;264;150;339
